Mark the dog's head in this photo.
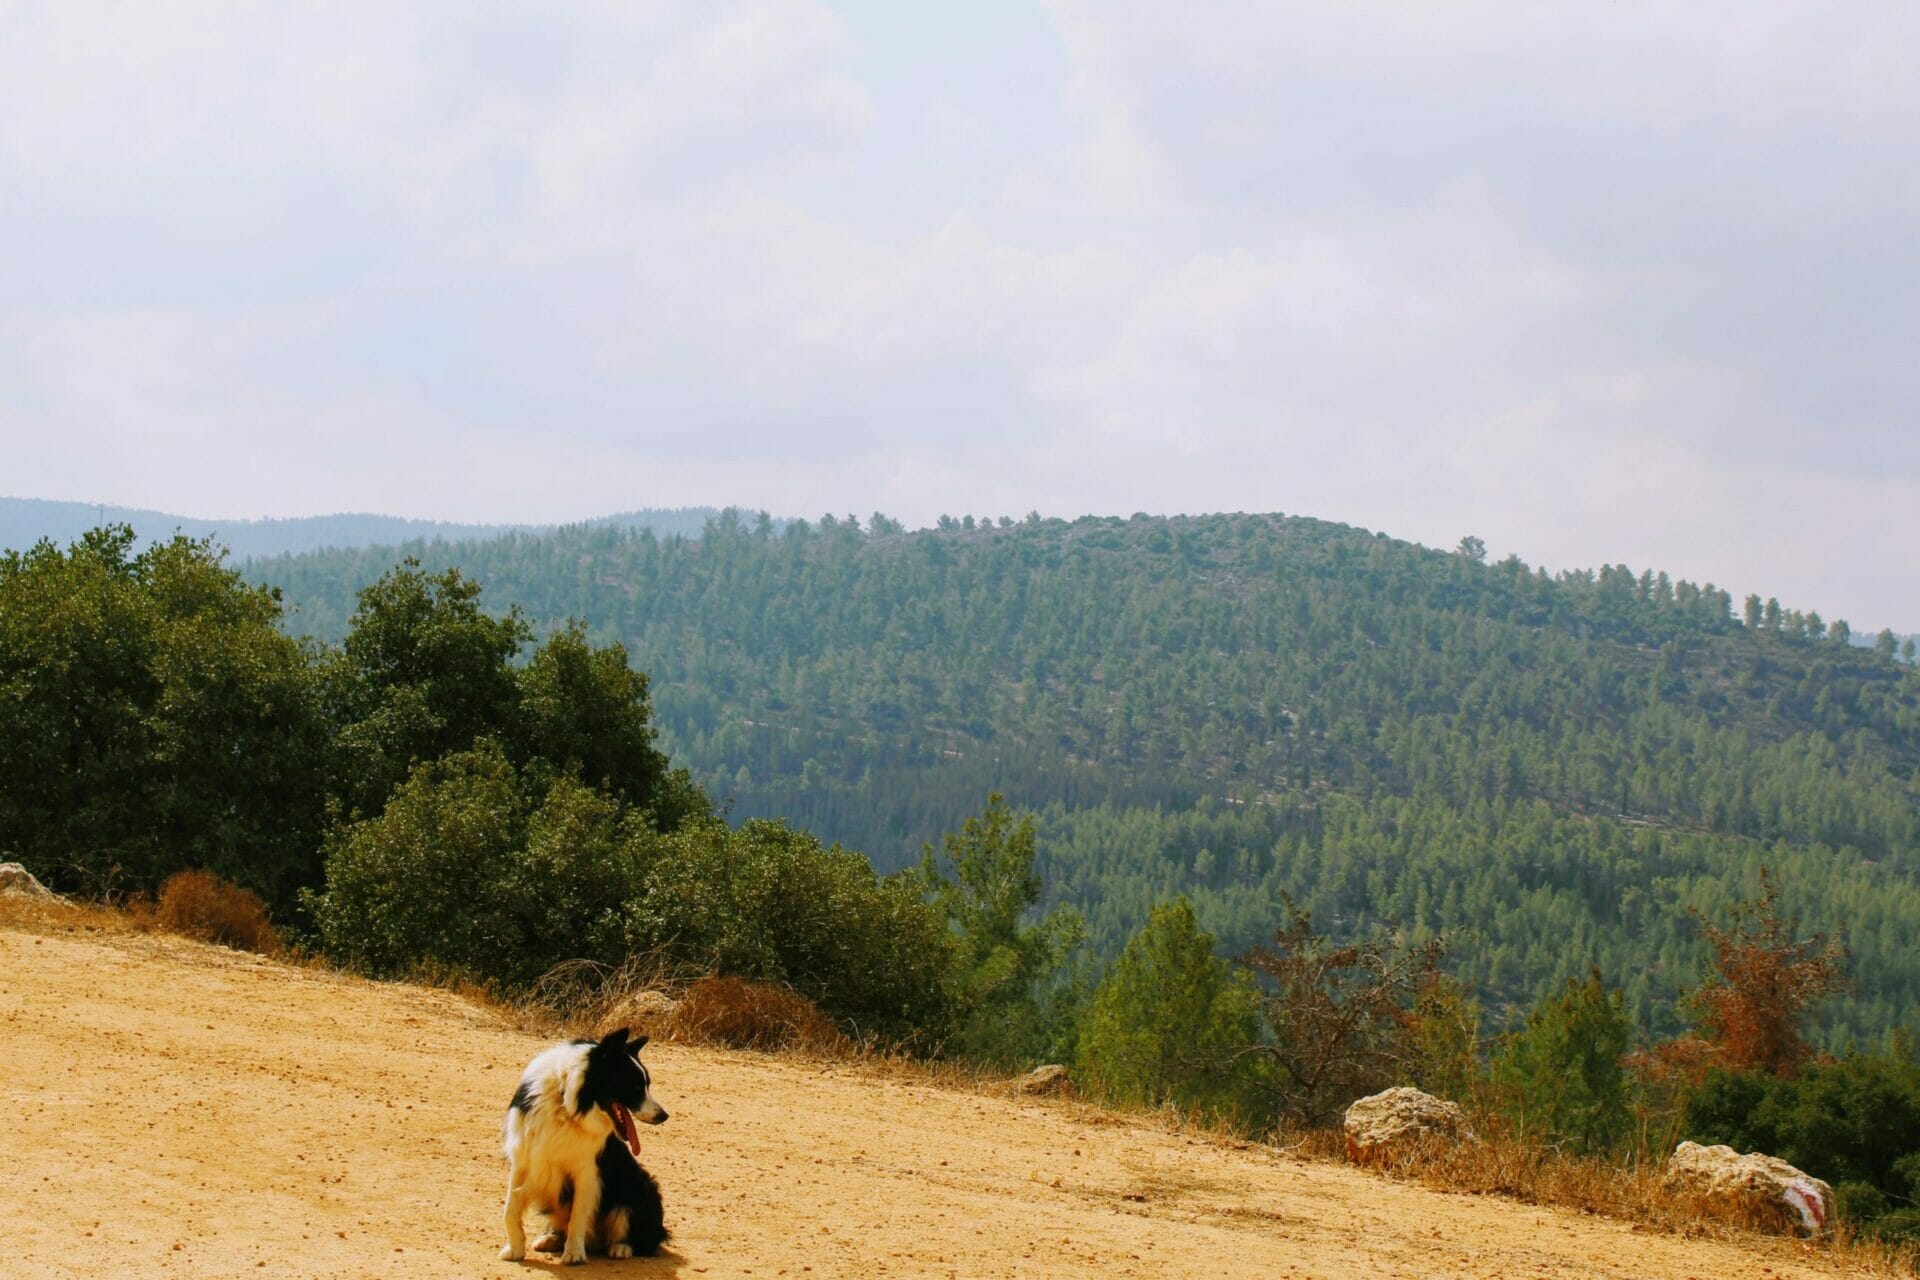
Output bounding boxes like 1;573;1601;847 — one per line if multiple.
582;1027;667;1154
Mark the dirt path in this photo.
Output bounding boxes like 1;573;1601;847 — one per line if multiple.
0;923;1880;1279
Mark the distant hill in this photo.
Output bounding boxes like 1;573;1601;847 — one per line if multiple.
250;510;1920;1044
0;497;735;560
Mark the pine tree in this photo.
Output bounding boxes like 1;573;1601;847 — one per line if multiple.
1493;970;1631;1154
1075;897;1264;1121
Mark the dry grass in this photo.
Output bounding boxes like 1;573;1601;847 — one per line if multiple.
1296;1125;1919;1275
153;870;280;955
0;887;143;936
514;960;872;1061
665;976;850;1055
514;952;700;1039
2;871;285;959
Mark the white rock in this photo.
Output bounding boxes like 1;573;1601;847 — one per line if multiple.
1014;1064;1074;1097
1664;1140;1833;1235
1342;1087;1473;1162
0;862;57;899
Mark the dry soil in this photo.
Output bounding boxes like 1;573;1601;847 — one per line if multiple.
0;921;1885;1279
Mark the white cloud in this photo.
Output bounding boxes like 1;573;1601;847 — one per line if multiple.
1;2;1915;628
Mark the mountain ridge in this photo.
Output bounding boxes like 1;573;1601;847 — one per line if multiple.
242;509;1920;1043
0;496;734;561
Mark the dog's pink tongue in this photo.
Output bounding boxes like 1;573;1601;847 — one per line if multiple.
615;1103;640;1155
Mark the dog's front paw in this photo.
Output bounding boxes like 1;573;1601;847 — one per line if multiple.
608;1243;633;1259
499;1243;525;1262
531;1231;565;1253
559;1247;588;1265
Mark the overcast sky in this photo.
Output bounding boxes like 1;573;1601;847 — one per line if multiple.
3;2;1916;629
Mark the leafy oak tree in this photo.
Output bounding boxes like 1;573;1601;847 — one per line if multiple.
0;528;328;905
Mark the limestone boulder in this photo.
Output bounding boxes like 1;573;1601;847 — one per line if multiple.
0;862;57;899
1342;1087;1473;1163
1663;1141;1832;1235
1014;1064;1074;1097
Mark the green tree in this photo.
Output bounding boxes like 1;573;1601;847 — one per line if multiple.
1493;970;1632;1154
917;794;1082;1064
0;528;327;905
514;622;702;829
1076;897;1265;1121
327;559;530;817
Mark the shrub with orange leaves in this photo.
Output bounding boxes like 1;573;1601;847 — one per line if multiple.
154;870;281;955
1683;869;1848;1077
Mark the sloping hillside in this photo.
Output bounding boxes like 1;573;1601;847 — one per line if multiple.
0;917;1882;1279
251;511;1920;1038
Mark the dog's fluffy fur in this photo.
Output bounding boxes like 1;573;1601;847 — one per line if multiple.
500;1028;669;1264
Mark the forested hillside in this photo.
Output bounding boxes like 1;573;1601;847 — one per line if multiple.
251;512;1920;1042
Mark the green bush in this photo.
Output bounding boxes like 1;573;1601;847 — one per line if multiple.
631;816;958;1044
1683;1046;1920;1237
1834;1181;1890;1226
1874;1207;1920;1242
306;742;645;984
310;750;958;1042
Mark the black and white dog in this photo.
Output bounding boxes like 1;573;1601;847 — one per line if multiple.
500;1028;669;1264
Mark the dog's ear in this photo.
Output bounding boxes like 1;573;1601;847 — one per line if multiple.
631;1033;649;1052
599;1026;631;1051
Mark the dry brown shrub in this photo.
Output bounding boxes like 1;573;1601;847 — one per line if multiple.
665;976;849;1055
153;870;280;955
1686;867;1849;1077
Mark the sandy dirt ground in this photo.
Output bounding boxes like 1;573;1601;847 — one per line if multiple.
0;921;1886;1280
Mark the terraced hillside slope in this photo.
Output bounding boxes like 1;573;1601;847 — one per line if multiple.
0;918;1883;1279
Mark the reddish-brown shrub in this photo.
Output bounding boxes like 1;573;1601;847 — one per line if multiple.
154;870;281;955
1685;869;1848;1076
665;976;847;1055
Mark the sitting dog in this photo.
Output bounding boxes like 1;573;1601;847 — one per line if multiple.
499;1027;669;1264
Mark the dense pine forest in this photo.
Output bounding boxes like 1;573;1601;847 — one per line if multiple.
244;511;1920;1043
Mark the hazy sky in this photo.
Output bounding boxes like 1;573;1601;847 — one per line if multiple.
3;2;1916;629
